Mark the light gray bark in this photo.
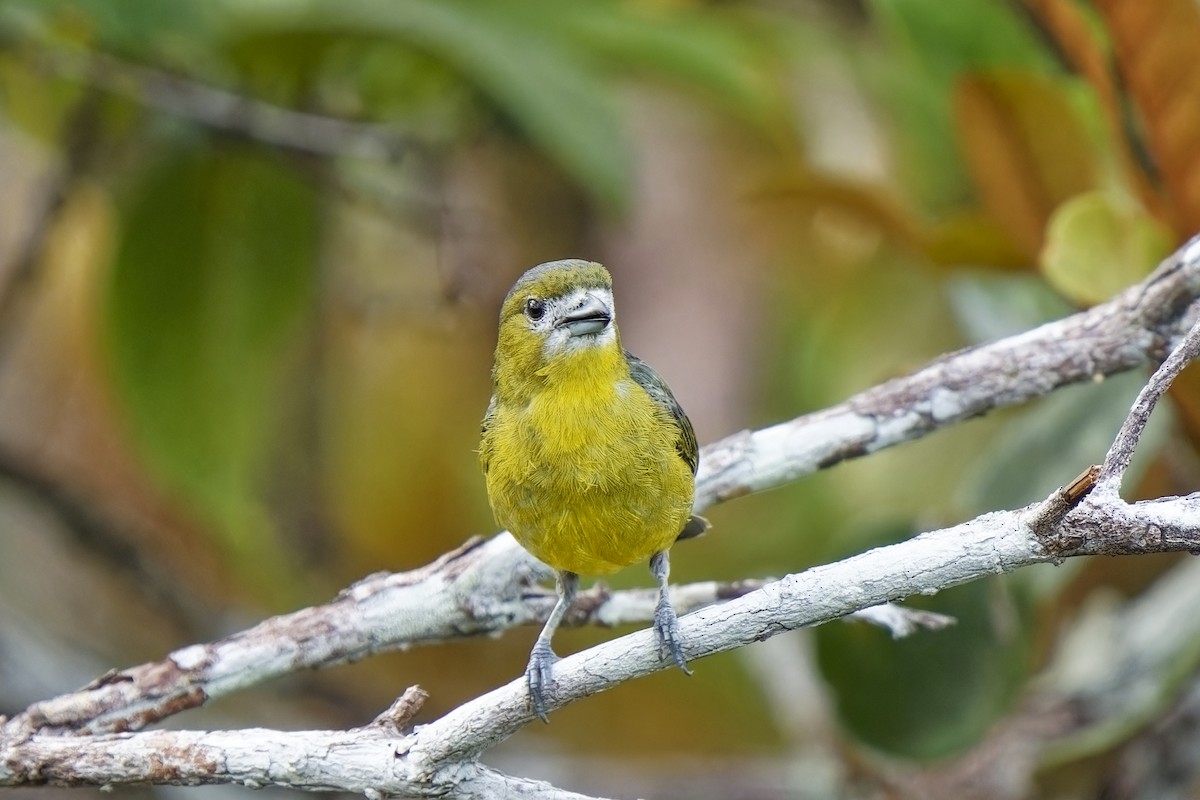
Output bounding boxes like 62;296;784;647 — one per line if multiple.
4;236;1200;797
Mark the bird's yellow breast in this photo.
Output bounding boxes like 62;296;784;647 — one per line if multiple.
482;346;694;575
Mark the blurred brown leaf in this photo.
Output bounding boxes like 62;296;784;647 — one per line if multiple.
1165;362;1200;470
953;70;1098;259
1020;0;1168;224
922;209;1029;269
1094;0;1200;235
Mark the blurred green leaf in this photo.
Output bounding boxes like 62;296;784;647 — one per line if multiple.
1041;191;1173;305
0;0;223;65
548;2;788;133
870;0;1056;83
856;41;968;213
4;0;797;209
104;139;318;600
228;0;631;208
862;0;1059;213
0;53;83;143
816;567;1030;759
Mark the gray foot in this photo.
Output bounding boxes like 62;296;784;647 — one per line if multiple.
525;640;558;722
653;597;692;675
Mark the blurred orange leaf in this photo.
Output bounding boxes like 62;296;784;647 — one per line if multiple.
953;70;1098;259
1093;0;1200;236
1021;0;1169;226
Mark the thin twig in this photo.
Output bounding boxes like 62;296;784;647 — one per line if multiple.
1025;464;1100;538
1097;254;1200;491
695;233;1200;507
369;685;428;734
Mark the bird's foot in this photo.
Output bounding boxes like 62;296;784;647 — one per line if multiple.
525;640;558;723
653;598;692;675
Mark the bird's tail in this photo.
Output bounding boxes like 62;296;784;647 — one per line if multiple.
676;514;710;542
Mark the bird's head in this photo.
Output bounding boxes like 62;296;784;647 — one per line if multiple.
492;259;622;400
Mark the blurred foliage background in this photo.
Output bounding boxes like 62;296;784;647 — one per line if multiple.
2;1;1200;798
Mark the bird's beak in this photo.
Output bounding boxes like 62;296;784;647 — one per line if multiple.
557;292;612;337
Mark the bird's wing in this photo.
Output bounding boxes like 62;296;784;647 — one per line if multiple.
625;351;699;476
479;394;497;474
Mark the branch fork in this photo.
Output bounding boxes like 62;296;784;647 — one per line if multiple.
6;235;1200;797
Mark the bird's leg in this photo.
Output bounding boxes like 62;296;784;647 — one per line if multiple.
526;569;578;723
650;550;691;675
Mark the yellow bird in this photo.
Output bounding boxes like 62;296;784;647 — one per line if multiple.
480;259;707;721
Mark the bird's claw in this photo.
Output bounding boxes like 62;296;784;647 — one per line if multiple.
653;599;692;675
525;641;558;723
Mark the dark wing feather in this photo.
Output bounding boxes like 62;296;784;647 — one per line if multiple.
625;351;699;476
479;394;497;474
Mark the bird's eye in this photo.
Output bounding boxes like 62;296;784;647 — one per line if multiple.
524;298;546;321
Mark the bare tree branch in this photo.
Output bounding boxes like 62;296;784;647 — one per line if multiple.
0;536;773;740
3;237;1200;795
879;534;1200;800
694;235;1200;506
5;486;1200;792
2;236;1198;739
1096;238;1200;493
0;565;942;745
0;725;612;799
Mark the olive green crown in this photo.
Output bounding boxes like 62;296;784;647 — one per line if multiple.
502;259;612;312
